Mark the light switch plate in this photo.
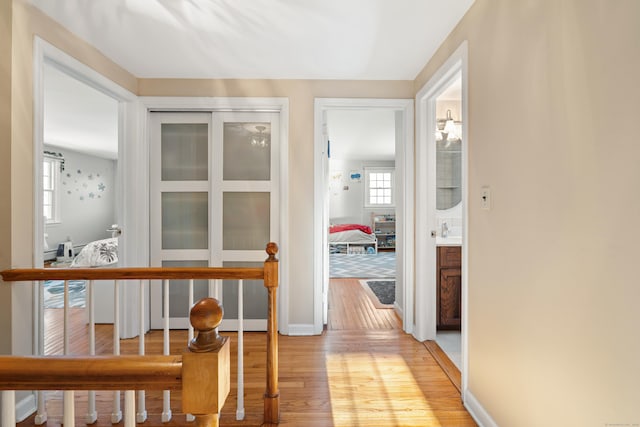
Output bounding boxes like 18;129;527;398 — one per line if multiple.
481;186;491;210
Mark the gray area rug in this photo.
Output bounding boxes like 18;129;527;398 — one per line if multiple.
362;279;395;305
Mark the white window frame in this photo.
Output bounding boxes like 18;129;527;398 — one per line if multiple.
364;167;395;208
43;156;62;224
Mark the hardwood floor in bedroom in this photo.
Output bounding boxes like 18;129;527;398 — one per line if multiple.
17;280;476;427
327;278;401;330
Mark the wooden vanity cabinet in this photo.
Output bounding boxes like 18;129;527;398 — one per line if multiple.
437;246;461;330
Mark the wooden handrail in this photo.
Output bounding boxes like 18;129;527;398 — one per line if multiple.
0;267;264;281
0;355;183;390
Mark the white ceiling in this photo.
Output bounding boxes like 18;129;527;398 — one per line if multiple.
30;0;474;80
327;110;396;161
44;63;119;159
35;0;474;159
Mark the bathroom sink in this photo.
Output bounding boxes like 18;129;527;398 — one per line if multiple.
436;235;462;246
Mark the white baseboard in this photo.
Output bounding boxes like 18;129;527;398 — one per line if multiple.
463;389;498;427
393;302;403;319
15;392;36;422
286;324;317;336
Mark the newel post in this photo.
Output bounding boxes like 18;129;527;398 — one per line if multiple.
263;242;280;424
182;298;230;427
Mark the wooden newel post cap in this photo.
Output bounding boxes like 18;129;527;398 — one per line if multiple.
266;242;278;261
189;298;225;352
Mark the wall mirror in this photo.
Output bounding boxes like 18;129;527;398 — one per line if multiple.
435;77;462;210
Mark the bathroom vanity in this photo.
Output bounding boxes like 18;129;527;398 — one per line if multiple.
436;245;461;330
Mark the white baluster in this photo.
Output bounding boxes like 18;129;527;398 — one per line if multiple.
162;279;172;422
236;279;245;420
124;390;136;427
63;280;75;426
86;280;97;424
137;280;147;423
112;280;122;423
64;279;69;353
186;279;195;423
1;391;16;426
35;281;47;424
63;390;75;427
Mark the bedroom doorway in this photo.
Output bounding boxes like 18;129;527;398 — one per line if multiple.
33;38;141;337
313;98;414;335
325;110;398;327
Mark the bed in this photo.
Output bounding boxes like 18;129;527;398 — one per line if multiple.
328;224;377;254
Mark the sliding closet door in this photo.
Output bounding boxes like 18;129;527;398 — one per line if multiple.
150;113;213;329
213;112;280;331
149;111;279;330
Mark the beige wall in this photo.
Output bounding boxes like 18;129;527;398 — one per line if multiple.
1;0;13;354
416;0;640;425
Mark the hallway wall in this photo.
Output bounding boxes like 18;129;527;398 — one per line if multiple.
415;0;640;425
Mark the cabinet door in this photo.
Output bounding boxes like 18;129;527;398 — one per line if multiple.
439;267;461;327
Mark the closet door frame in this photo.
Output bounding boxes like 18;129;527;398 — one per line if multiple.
140;97;290;334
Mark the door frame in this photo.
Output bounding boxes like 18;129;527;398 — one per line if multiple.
415;41;469;394
33;38;143;338
138;96;290;334
313;98;414;335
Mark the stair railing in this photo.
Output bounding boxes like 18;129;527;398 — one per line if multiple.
0;297;230;427
0;242;280;425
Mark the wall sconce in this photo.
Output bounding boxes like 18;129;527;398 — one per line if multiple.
250;125;270;148
435;109;461;143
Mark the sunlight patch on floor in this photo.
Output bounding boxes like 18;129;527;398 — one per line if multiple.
326;352;441;427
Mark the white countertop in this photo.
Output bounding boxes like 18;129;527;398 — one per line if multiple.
436;236;462;246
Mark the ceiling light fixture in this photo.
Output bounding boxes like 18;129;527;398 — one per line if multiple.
250;125;269;148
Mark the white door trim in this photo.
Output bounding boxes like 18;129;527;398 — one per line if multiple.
138;96;290;334
33;37;143;338
313;98;414;335
415;41;469;395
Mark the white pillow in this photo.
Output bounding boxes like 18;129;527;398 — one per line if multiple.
71;238;118;267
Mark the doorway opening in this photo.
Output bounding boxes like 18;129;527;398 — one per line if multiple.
325;109;398;330
313;98;414;335
33;38;141;338
415;41;468;395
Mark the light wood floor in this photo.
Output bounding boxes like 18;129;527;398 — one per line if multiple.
18;279;476;426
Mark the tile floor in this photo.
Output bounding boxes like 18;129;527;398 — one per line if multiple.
436;330;461;370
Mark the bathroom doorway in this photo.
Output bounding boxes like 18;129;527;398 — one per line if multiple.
415;42;468;394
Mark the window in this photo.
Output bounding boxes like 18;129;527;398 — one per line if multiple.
43;156;62;223
365;167;394;207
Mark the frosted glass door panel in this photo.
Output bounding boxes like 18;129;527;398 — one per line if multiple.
162;260;209;318
222;262;267;319
223;122;271;181
162;192;209;249
161;123;208;181
223;192;270;250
